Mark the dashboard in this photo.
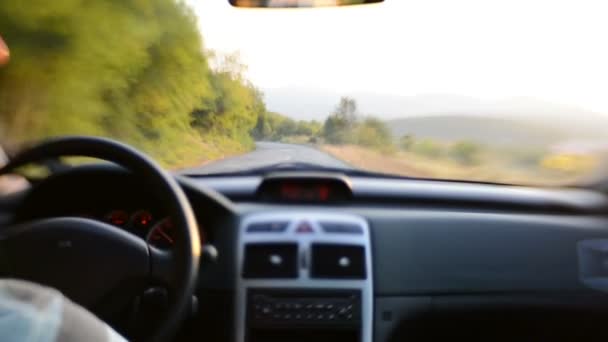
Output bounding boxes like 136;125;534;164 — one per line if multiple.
4;164;608;341
84;209;174;249
9;167;214;251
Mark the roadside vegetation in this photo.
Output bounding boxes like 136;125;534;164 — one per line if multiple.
251;112;322;144
0;0;265;168
317;97;601;185
232;91;601;185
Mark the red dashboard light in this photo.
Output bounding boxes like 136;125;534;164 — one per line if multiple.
279;182;332;202
133;210;153;229
258;176;352;202
319;184;330;201
107;210;129;226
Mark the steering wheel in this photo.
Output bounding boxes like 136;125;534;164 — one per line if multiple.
0;136;201;342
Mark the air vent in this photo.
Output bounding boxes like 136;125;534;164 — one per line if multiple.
243;243;299;279
311;243;366;279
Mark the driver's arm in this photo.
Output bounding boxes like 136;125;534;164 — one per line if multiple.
0;279;127;342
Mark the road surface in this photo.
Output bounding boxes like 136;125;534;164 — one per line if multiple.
189;142;351;174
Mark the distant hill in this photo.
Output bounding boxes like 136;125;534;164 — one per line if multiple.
263;87;608;145
387;115;563;146
262;87;490;120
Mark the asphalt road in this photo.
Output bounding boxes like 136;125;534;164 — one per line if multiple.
189;142;351;174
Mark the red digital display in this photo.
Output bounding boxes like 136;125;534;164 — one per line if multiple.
258;176;352;202
280;182;332;201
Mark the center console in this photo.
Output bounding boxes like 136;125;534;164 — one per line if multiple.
235;213;373;342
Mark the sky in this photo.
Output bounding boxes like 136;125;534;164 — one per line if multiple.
190;0;608;115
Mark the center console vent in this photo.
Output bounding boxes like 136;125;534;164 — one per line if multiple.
237;213;373;342
311;243;366;279
243;243;299;279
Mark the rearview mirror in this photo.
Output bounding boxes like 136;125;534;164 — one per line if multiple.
229;0;383;8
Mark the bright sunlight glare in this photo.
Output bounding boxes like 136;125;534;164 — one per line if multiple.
192;0;608;115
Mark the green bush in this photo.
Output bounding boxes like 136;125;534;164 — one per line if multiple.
411;139;443;159
252;112;321;142
449;140;481;165
355;117;392;149
508;148;547;168
0;1;266;168
399;134;415;151
323;114;353;144
323;97;358;144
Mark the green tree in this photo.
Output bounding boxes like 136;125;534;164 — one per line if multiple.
323;97;359;144
252;111;273;140
275;119;298;137
399;134;415;151
355;117;392;149
449;140;481;165
189;52;266;149
0;1;268;167
252;111;321;142
333;97;358;129
412;139;443;159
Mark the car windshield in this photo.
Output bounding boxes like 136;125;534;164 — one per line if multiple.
1;0;607;186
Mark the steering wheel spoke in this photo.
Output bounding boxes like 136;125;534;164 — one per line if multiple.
150;246;178;287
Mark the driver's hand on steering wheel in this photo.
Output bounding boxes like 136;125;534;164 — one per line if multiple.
0;279;127;342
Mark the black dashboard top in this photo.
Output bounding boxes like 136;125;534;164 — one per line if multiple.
190;173;608;215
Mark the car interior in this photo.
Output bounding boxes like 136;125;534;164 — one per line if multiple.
1;136;608;342
2;1;608;342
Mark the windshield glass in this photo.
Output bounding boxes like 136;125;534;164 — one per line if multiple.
1;0;607;186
